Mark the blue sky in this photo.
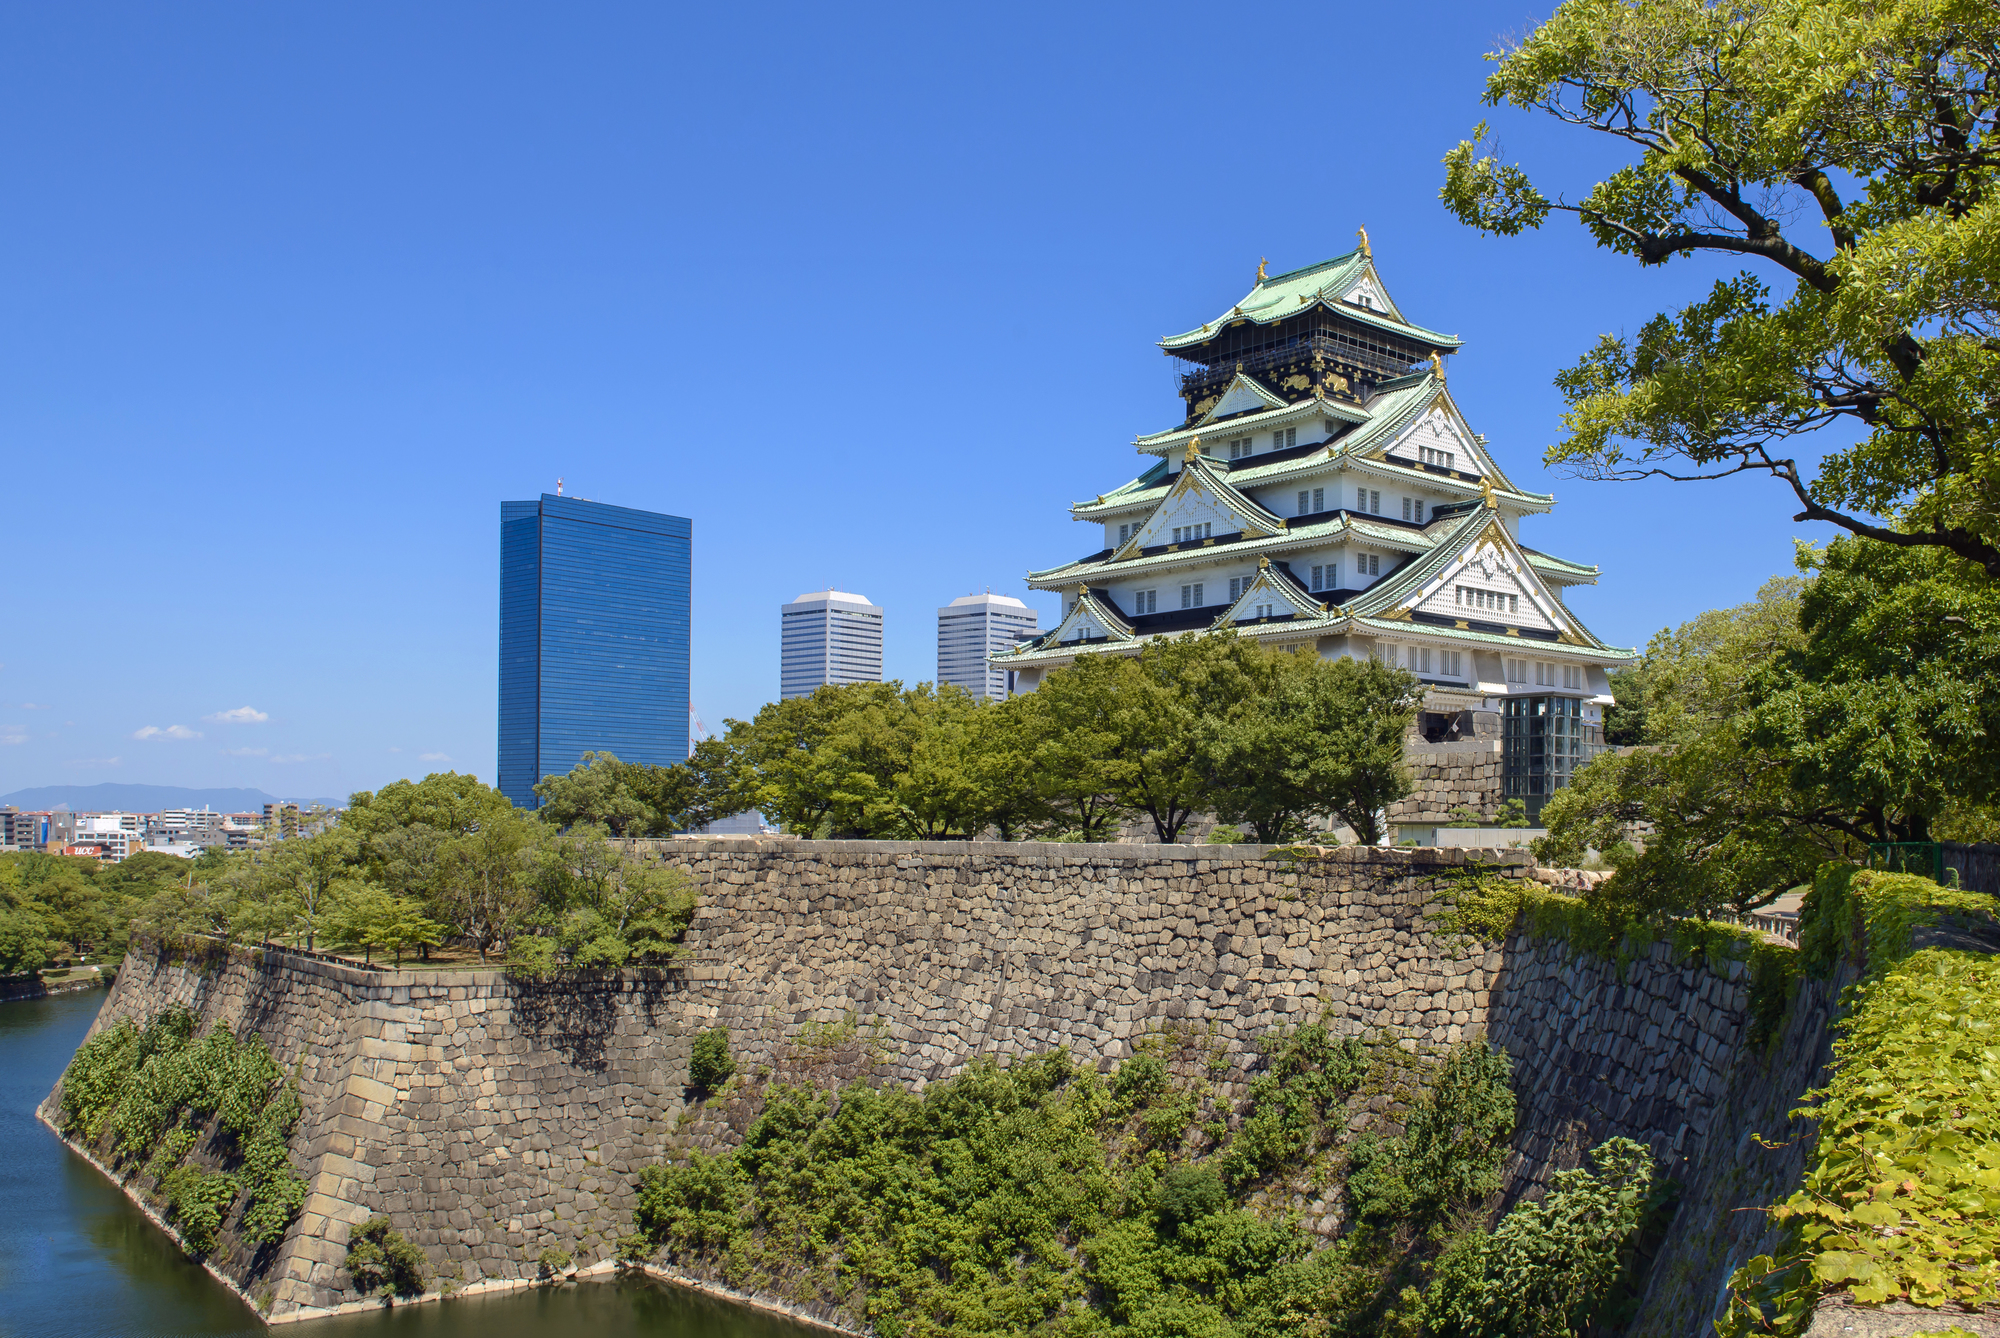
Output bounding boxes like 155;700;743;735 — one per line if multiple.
0;1;1846;800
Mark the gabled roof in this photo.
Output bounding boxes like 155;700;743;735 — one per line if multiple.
1103;451;1282;562
1339;505;1627;654
1041;588;1134;648
1219;557;1330;624
1159;248;1462;354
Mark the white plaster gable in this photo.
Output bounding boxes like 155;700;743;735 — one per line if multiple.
1051;592;1131;645
1113;461;1278;559
1220;562;1323;624
1344;275;1389;313
1383;400;1495;479
1410;534;1568;634
1198;374;1286;423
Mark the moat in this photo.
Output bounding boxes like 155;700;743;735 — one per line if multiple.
0;989;813;1338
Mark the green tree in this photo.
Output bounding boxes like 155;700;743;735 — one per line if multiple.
345;771;514;839
532;751;657;835
1749;539;2000;842
635;737;753;833
1537;576;1839;917
728;683;900;836
325;882;446;966
1112;632;1273;843
509;823;697;974
887;688;999;839
1220;655;1420;845
1423;1137;1655;1338
434;805;539;961
1442;0;2000;571
1018;655;1137;841
263;825;362;951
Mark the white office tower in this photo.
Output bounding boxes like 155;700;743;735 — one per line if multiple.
780;589;885;698
938;593;1039;699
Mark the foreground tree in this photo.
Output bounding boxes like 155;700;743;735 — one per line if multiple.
1443;0;2000;570
1214;655;1420;845
1108;632;1273;843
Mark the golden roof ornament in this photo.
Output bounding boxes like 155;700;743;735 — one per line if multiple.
1256;256;1268;283
1430;350;1446;383
1258;554;1270;570
1481;476;1498;510
1357;227;1372;259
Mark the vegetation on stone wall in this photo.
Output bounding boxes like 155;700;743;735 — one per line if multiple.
55;1005;308;1256
629;1021;1653;1337
539;631;1422;845
345;1216;428;1297
1720;869;2000;1335
124;771;698;970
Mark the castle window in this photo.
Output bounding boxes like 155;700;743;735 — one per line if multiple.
1536;661;1553;687
1443;651;1464;678
1254;602;1273;619
1298;490;1309;515
1421;446;1454;469
1135;589;1157;614
1228;436;1252;459
1506;658;1528;685
1229;576;1245;600
1118;523;1133;544
1311;563;1337;591
1563;664;1583;690
1171;523;1211;544
1362;553;1379;577
1415;646;1433;674
1313;487;1324;512
1180;583;1204;609
1273;428;1295;450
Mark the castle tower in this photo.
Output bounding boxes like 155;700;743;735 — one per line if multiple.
998;244;1637;818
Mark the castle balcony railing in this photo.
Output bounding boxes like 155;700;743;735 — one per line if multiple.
1173;333;1426;404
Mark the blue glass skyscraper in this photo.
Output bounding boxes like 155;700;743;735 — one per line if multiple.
498;494;691;808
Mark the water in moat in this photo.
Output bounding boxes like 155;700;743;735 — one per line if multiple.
0;988;817;1338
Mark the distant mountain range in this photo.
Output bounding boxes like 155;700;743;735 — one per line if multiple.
0;783;344;813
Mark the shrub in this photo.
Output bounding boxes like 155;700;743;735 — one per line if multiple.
536;1244;573;1278
1217;1023;1367;1188
688;1026;735;1094
160;1166;239;1255
1423;1137;1655;1338
55;1007;307;1253
1345;1042;1515;1233
346;1215;428;1297
1154;1165;1225;1230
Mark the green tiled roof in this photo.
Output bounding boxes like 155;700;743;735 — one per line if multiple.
1160;250;1462;352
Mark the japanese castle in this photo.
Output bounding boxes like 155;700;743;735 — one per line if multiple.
999;236;1635;815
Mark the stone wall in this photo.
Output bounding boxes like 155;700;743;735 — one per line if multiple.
1388;738;1506;826
1486;933;1842;1338
44;839;1829;1336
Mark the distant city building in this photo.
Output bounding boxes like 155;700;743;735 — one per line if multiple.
262;802;301;836
0;808;52;851
70;813;139;862
937;593;1039;699
780;589;884;699
499;493;692;809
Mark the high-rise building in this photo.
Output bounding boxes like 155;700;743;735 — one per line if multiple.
1002;240;1636;818
499;493;692;808
780;589;883;698
937;593;1039;699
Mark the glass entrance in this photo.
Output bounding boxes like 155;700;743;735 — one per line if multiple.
1503;695;1583;821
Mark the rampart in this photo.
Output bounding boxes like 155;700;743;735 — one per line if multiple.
43;840;1834;1334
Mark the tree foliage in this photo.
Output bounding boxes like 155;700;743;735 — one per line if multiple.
1442;0;2000;570
1540;542;2000;920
